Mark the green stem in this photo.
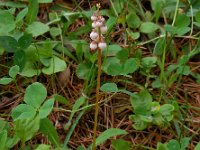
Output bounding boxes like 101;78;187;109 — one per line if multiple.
172;0;179;26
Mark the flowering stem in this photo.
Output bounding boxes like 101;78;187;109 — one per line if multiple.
92;24;102;150
92;46;101;150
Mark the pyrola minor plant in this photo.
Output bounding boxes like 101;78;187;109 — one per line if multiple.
91;4;107;150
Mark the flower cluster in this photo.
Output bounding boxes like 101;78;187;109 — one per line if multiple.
90;11;107;51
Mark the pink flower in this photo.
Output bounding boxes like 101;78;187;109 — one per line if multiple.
98;42;107;50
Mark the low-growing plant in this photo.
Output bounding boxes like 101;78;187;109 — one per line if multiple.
0;82;58;149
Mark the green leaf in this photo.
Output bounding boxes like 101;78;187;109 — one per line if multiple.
76;63;92;80
0;130;7;150
40;118;60;147
0;10;16;35
132;119;148;130
179;55;190;65
139;22;159;33
39;98;54;119
141;56;157;68
53;94;69;105
0;36;18;52
0;77;13;85
11;104;36;120
130;90;152;115
26;0;39;24
126;30;140;40
116;48;129;61
167;140;180;150
157;142;168;150
71;97;85;115
107;61;123;76
164;24;177;35
65;96;86;130
9;65;19;79
180;137;190;150
195;11;200;23
122;58;139;75
50;27;61;37
126;12;141;29
176;66;190;75
106;17;117;33
14;50;26;71
95;128;127;146
106;44;122;56
101;83;118;92
175;14;190;28
195;142;200;150
0;120;10;132
6;135;20;149
14;117;40;142
19;61;40;77
26;21;49;37
153;38;164;56
18;34;32;49
24;82;47;108
42;56;66;75
176;27;190;36
16;7;28;23
112;139;130;150
38;0;53;3
0;1;26;8
160;104;174;121
151;0;164;22
36;144;50;150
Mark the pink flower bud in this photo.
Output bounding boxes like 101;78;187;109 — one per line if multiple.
95;21;103;27
100;25;107;34
90;31;99;41
92;22;97;28
98;42;107;50
91;15;97;21
99;16;105;22
90;42;97;50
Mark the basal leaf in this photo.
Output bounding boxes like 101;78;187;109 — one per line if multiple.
14;50;26;71
0;130;7;150
24;82;47;108
139;22;159;33
195;142;200;150
26;21;49;37
40;118;60;147
130;90;152;115
14;117;40;142
18;34;32;49
167;140;180;150
107;62;122;76
16;7;28;23
112;139;130;150
0;77;13;85
39;98;54;119
126;12;141;29
0;10;16;35
11;104;36;120
95;128;127;146
175;14;190;28
122;58;139;75
42;56;66;75
35;144;50;150
9;65;19;79
76;62;92;80
0;36;17;52
26;0;39;24
101;82;118;92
